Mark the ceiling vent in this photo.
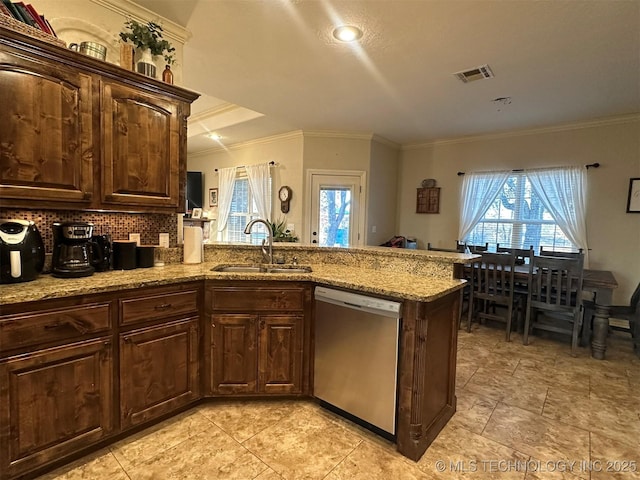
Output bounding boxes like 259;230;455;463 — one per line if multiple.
453;64;494;83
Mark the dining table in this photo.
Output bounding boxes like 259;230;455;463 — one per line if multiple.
460;262;619;359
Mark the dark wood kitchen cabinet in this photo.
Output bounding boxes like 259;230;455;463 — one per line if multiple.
0;297;114;480
118;284;202;429
101;82;183;210
206;282;311;396
119;318;199;429
0;25;199;212
0;44;95;206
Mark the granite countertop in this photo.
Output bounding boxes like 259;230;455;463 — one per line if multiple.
0;261;466;306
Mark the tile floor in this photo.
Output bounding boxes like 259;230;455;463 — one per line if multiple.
38;325;639;480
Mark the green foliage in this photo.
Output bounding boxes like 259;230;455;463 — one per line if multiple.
270;218;298;242
120;20;176;65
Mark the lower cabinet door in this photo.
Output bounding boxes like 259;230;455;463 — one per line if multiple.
210;314;258;394
0;338;113;480
259;315;304;394
120;318;199;429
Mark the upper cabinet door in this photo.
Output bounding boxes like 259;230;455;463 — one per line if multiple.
0;50;94;205
101;81;182;210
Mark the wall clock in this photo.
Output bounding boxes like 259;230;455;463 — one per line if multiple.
279;185;292;213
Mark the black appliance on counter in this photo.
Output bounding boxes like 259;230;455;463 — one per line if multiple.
0;219;45;284
91;234;112;272
52;222;102;278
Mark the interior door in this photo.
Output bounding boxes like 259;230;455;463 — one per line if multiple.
309;172;364;247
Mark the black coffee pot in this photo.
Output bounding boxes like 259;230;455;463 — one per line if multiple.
91;234;112;272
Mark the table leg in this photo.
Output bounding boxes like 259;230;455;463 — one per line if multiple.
591;304;610;360
581;287;613;348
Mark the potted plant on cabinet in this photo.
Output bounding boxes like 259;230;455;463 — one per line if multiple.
119;19;175;81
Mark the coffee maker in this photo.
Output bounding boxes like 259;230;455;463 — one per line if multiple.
0;219;45;283
52;222;102;278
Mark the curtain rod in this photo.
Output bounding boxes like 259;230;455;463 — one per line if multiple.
456;163;600;176
214;161;276;172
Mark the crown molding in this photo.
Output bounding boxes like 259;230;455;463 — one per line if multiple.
91;0;191;43
402;113;640;150
302;130;374;141
188;130;304;158
371;134;400;150
189;103;238;123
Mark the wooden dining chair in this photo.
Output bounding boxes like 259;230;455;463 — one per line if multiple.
468;252;517;340
466;242;489;253
496;245;534;265
539;246;584;258
524;254;585;355
427;243;460;253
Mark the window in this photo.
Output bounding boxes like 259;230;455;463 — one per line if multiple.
225;175;270;244
461;167;587;253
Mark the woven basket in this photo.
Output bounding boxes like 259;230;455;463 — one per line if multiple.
0;13;66;48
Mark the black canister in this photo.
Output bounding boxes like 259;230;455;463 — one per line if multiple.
113;241;137;270
136;245;155;268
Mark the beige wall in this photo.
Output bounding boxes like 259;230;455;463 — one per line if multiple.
397;118;640;303
188;133;305;238
368;139;400;245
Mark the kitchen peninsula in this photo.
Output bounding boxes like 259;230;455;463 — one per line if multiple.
0;245;473;479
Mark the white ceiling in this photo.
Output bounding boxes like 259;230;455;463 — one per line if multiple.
135;0;640;153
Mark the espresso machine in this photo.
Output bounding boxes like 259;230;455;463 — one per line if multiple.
52;222;102;278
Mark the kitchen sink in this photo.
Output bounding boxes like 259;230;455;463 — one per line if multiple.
212;264;264;273
211;264;312;274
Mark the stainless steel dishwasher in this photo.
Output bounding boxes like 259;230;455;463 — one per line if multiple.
314;286;401;437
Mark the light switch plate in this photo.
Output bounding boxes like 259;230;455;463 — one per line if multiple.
159;233;170;248
129;233;141;246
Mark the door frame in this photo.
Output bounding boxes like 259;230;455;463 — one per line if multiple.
305;169;367;246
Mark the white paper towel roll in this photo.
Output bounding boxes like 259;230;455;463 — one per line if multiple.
183;226;203;264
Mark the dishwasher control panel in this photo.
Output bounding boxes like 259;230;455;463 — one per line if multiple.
314;286;401;315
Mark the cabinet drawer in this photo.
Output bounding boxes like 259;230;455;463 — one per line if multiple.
0;303;111;352
121;290;198;326
210;287;305;312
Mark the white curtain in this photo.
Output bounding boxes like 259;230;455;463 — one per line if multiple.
245;163;272;221
458;170;510;241
216;166;237;241
527;166;589;265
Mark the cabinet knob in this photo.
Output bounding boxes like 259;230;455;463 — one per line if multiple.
154;303;172;310
211;322;216;328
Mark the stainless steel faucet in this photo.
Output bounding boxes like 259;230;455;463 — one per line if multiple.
244;218;273;264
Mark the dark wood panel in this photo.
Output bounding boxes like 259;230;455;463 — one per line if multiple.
0;51;94;203
210;287;305;312
259;315;303;394
120;290;198;326
101;82;181;208
210;314;258;394
0;338;113;479
0;303;111;351
120;318;199;429
396;291;459;461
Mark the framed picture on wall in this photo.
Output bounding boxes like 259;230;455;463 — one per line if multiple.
209;188;218;207
627;178;640;213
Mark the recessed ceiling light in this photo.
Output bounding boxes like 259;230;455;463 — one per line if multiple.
206;133;222;140
332;25;363;42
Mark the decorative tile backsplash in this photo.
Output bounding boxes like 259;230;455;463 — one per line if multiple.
0;209;178;253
